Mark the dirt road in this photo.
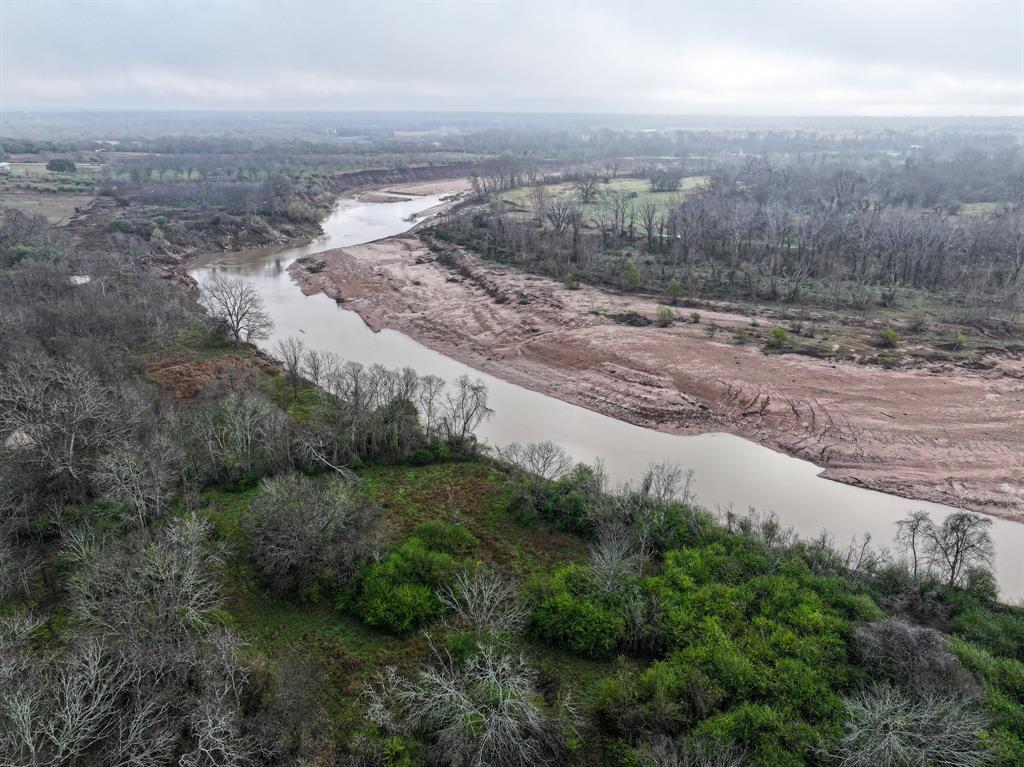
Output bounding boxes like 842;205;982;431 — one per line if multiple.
292;181;1024;523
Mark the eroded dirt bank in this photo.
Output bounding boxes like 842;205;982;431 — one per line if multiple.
291;183;1024;523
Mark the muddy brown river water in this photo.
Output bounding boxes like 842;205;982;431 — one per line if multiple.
189;193;1024;602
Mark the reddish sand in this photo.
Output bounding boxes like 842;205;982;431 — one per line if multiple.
291;184;1024;523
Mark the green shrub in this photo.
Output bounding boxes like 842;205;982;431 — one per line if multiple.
595;661;721;737
46;158;76;173
947;330;967;350
622;259;641;289
359;578;437;634
768;327;787;348
6;243;57;264
531;565;626;659
106;218;135;234
410;519;478;555
665;279;683;305
656;306;674;327
590;534;863;764
877;326;900;347
509;463;600;536
564;265;580;290
943;586;1024;658
952;643;1024;764
695;703;816;767
353;522;477;634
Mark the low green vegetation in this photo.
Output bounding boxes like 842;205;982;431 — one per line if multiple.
876;326;900;348
353;521;478;634
192;444;1024;767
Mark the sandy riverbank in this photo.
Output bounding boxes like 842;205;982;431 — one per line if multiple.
291;180;1024;523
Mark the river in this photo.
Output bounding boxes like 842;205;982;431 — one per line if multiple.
189;192;1024;601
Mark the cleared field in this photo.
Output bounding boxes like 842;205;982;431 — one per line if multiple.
4;161;103;176
500;175;705;217
0;187;94;223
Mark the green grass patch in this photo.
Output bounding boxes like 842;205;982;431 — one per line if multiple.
359;462;588;574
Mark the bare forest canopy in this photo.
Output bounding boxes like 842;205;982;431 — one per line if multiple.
444;147;1024;322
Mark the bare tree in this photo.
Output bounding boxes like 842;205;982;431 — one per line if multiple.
274;336;305;386
841;533;890;582
301;348;340;389
639;736;749;767
546;198;574;235
366;646;576;767
417;374;446;439
200;275;273;344
92;435;179;526
638;461;694;506
441;375;492;443
639;200;660;249
649;169;683;192
0;356;139;485
0;533;26;602
923;512;995;588
588;524;639;593
439;568;527;643
895;510;932;579
529;184;550;223
189;387;288;483
1;636;140;767
831;685;991;767
575;175;601;204
65;514;223;644
497;441;574;482
179;699;253;767
852;619;978;698
240;473;379;595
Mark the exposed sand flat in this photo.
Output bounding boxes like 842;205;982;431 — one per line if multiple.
381;179;473;196
292;229;1024;523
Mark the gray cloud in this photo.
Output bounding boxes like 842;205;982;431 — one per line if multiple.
2;0;1022;114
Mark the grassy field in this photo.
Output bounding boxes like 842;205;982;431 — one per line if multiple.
3;161;103;176
0;160;99;205
500;175;705;218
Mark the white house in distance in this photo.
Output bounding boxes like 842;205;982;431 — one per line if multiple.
0;161;11;174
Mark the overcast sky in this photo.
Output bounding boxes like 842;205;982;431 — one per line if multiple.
2;0;1022;115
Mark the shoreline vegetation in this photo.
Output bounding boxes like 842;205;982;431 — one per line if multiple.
2;117;1023;765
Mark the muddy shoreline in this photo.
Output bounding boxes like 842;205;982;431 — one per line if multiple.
288;181;1024;523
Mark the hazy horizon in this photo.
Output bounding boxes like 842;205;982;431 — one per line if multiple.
2;0;1022;116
